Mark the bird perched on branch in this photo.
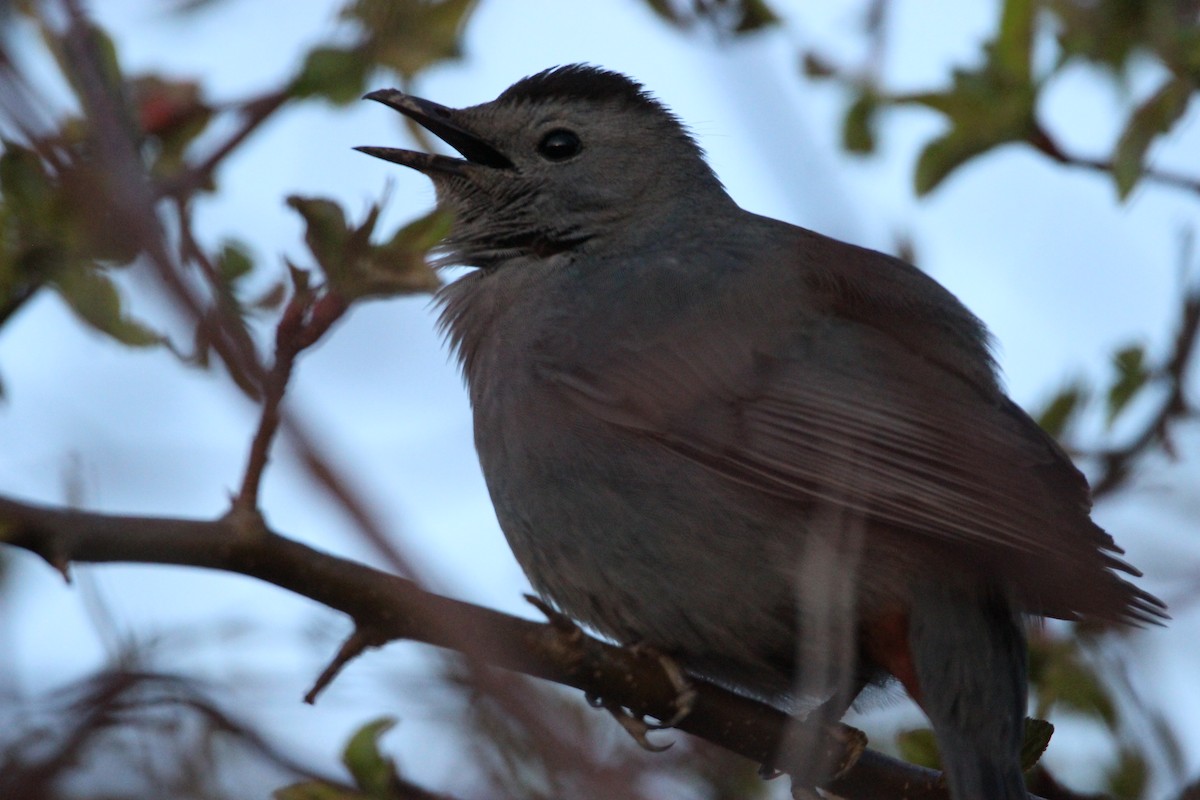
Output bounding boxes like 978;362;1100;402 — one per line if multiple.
358;64;1165;800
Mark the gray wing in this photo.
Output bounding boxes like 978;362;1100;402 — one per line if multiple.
546;266;1164;626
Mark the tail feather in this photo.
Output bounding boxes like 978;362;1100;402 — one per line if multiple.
909;584;1029;800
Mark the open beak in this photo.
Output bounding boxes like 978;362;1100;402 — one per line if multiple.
355;89;513;174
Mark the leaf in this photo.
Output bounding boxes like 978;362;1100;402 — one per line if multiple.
895;727;941;769
801;51;836;79
51;265;163;348
994;0;1035;84
386;207;452;254
287;195;442;300
1029;638;1118;728
0;143;55;228
1107;343;1148;426
1105;747;1148;800
733;0;781;33
288;195;354;280
902;717;1050;776
893;0;1039;195
903;68;1038;194
274;782;366;800
292;47;370;105
1113;76;1193;199
38;15;124;113
217;240;254;284
351;0;479;79
132;75;214;179
842;90;878;154
1019;718;1054;771
1036;382;1088;438
342;717;398;797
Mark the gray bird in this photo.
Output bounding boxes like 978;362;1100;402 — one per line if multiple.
358;65;1165;800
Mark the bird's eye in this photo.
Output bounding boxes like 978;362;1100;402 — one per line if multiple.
537;129;582;162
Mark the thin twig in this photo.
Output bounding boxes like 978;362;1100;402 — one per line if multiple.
1029;123;1200;198
157;88;290;200
1089;262;1200;498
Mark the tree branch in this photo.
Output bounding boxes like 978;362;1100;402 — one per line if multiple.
1090;254;1200;498
0;493;993;800
1028;124;1200;199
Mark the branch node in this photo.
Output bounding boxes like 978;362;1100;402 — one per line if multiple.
221;504;268;543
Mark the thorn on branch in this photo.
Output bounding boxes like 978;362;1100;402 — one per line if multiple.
524;593;581;638
53;556;73;584
305;626;387;705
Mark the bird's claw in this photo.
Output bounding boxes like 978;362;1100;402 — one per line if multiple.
628;642;697;727
589;693;674;752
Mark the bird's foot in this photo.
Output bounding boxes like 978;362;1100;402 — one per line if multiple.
627;642;697;728
586;692;675;752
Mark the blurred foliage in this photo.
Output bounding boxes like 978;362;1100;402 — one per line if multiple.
806;0;1200;198
275;717;439;800
895;718;1054;775
0;669;330;800
0;141;162;346
287;196;444;301
293;0;478;104
643;0;781;34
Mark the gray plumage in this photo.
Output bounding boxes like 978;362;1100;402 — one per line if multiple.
358;65;1165;800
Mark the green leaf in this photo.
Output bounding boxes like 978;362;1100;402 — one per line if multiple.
288;195;355;280
387;207;452;254
352;0;479;79
0;143;55;228
51;265;163;348
292;47;370;105
733;0;781;33
913;132;990;196
1019;718;1054;771
1105;747;1148;800
287;195;442;300
842;90;878;154
895;727;941;769
1036;382;1087;438
217;240;254;284
274;782;367;800
1030;639;1118;727
903;67;1038;194
1113;77;1193;199
353;210;445;297
893;0;1039;195
994;0;1035;84
342;717;398;797
801;51;836;79
1107;343;1149;426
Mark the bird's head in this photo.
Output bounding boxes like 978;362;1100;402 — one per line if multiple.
357;65;728;268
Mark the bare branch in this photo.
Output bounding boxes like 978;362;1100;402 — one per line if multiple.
1090;251;1200;498
1028;124;1200;199
0;492;1006;800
